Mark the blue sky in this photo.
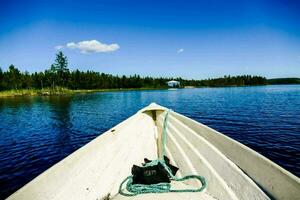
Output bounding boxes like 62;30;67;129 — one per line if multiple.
0;0;299;79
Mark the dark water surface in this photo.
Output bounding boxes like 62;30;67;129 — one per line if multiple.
0;85;300;199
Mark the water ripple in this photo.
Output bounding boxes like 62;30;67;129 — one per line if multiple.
0;85;299;199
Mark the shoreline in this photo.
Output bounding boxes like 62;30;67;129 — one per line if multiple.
0;84;299;98
0;87;167;98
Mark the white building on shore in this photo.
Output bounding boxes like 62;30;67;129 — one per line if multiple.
167;80;180;87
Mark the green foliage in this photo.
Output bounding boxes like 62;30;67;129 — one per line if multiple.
53;51;69;86
0;52;273;93
198;75;268;87
267;78;300;85
0;67;3;90
8;65;22;89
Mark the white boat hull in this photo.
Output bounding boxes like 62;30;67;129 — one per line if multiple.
7;103;300;200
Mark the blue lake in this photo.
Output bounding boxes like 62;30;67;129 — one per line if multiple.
0;85;300;199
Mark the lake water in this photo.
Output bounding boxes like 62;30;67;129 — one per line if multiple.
0;85;300;199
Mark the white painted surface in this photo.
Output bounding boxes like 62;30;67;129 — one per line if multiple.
7;103;300;200
167;80;180;87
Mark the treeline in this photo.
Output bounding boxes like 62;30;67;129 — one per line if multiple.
0;51;268;91
0;65;182;90
267;78;300;85
199;75;267;87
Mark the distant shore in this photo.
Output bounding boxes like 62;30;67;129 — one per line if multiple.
1;83;300;98
0;87;167;98
1;52;298;98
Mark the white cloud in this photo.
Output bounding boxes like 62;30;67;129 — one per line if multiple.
55;45;64;50
66;40;120;53
177;48;184;53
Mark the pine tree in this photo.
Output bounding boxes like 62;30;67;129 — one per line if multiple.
50;64;57;89
54;51;69;86
0;67;3;90
8;65;21;89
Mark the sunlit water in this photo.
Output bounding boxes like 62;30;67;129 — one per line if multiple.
0;85;299;199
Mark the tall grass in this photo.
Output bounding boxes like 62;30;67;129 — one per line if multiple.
0;87;164;97
0;87;73;97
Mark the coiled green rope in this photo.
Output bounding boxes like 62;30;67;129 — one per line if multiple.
119;110;207;196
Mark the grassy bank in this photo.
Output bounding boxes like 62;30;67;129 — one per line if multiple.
0;87;166;98
1;82;299;98
0;88;71;97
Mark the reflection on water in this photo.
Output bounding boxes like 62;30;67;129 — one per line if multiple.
0;96;35;110
48;96;73;154
0;85;300;199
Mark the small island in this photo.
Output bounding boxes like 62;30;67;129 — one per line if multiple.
0;52;299;97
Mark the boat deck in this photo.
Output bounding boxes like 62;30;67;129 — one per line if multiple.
7;103;300;200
